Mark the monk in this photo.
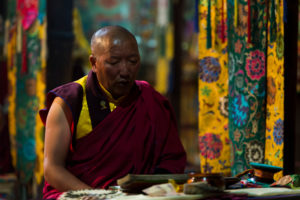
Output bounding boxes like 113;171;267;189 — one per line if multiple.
40;25;186;199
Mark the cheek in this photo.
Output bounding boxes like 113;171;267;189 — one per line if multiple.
104;66;119;80
132;64;140;76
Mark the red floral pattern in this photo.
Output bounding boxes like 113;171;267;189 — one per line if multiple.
245;50;265;80
199;133;223;160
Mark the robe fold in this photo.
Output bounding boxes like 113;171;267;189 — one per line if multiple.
40;71;187;199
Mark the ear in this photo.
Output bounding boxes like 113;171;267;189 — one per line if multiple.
89;55;96;72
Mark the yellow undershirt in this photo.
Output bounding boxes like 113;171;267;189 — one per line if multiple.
99;82;125;112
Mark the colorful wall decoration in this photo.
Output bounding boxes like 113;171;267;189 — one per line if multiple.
264;0;284;180
197;0;284;177
75;0;134;39
4;0;46;188
198;0;231;175
228;0;268;175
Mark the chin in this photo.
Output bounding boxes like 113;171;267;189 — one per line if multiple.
115;86;131;97
111;90;126;99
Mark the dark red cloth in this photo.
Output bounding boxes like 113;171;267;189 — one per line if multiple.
40;75;186;199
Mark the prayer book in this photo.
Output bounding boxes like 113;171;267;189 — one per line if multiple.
117;174;189;193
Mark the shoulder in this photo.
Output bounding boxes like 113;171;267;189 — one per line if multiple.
48;96;73;127
49;81;83;101
135;80;167;102
48;75;88;108
135;80;177;128
40;77;86;125
135;80;173;116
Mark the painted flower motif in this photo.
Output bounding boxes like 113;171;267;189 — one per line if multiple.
228;53;236;81
199;57;221;83
202;162;213;174
200;86;212;96
23;139;36;161
233;129;241;142
230;94;249;127
219;159;230;170
234;161;248;175
267;77;276;105
248;82;259;96
17;108;27;129
276;34;284;60
218;96;228;117
216;22;227;41
224;124;228;131
235;75;244;89
245;140;264;164
235;39;243;54
229;141;235;166
252;120;258;134
25;78;37;96
245;50;265;80
199;133;223;160
236;4;248;37
273;118;284;145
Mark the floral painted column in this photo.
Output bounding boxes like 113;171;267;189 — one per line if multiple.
265;0;284;180
198;0;231;175
6;0;46;189
227;0;268;175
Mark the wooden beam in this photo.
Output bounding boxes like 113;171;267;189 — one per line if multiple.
283;0;298;175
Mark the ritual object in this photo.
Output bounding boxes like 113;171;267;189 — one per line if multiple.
187;173;226;190
117;174;189;193
250;162;283;184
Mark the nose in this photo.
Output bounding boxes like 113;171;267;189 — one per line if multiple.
119;61;130;78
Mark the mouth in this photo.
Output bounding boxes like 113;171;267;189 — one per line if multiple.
116;80;131;87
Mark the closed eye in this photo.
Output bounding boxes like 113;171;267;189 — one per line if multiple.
129;59;138;64
106;58;120;65
106;61;119;65
128;56;139;64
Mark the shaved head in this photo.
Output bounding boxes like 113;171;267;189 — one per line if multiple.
89;26;140;99
90;26;138;56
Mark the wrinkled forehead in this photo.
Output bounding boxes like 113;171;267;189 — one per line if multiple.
92;31;138;55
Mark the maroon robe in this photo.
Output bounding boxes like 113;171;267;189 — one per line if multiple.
40;71;186;199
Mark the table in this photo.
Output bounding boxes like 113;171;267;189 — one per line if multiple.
59;187;300;200
227;187;300;200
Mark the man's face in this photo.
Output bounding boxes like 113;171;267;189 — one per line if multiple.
90;37;140;99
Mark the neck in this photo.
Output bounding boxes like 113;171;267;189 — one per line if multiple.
99;82;125;104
